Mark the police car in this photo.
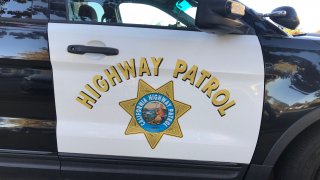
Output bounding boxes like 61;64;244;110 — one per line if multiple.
0;0;319;179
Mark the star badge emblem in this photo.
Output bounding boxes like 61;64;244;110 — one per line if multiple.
119;80;191;149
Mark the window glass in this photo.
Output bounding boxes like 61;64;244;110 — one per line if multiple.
184;7;196;19
67;0;197;28
119;3;178;27
0;0;33;18
68;2;104;22
176;0;196;18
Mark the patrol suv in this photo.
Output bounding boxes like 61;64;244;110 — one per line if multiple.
0;0;319;179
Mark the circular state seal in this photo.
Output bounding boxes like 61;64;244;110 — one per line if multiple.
135;93;175;133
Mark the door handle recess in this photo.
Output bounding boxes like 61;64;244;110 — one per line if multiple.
67;45;119;56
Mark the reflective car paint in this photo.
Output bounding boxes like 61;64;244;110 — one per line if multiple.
0;0;49;19
251;17;320;164
0;20;57;152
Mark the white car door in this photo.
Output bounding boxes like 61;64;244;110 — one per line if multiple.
48;0;264;164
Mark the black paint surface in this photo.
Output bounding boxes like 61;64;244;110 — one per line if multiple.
0;20;57;152
252;16;320;164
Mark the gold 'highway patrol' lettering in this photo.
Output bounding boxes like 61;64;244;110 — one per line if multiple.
76;57;235;117
76;57;163;109
173;59;236;117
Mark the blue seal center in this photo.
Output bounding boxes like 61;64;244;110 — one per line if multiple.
134;93;175;133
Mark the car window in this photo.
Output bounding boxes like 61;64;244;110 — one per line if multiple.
68;2;104;22
67;0;197;29
119;3;182;27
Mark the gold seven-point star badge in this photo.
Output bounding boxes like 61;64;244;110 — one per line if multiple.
119;80;191;149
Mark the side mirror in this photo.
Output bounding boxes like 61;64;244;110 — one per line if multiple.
195;0;249;34
270;6;300;30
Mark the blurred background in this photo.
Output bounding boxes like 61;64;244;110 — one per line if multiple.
240;0;320;33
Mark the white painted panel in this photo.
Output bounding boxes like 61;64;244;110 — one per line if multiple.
49;23;264;164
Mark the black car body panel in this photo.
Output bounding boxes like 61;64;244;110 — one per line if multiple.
59;153;248;180
0;20;57;152
252;35;320;165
